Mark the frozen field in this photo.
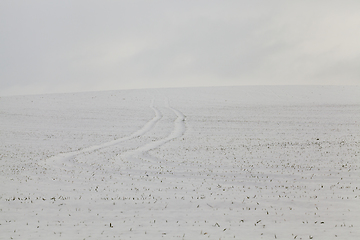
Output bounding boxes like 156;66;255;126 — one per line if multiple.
0;86;359;239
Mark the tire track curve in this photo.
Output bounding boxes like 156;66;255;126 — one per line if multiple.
121;97;186;160
43;96;162;167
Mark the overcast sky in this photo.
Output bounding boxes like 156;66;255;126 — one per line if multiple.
1;1;360;96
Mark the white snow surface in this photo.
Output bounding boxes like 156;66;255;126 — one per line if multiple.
0;86;359;239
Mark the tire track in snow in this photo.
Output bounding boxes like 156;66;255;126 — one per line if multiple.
121;97;186;160
44;97;162;166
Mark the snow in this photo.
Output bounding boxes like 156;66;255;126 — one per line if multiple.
0;86;359;239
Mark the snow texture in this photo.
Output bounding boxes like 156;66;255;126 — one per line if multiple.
0;86;359;239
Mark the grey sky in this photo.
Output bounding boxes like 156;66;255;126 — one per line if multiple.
1;0;360;96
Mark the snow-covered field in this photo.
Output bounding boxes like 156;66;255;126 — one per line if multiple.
0;86;359;240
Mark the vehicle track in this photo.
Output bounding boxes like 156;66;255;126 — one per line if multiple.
122;97;186;157
43;94;186;171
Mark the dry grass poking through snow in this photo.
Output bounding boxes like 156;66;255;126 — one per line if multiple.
0;86;359;239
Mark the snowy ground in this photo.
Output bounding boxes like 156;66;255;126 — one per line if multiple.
0;86;359;240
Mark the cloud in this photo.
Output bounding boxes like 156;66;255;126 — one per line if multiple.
1;0;360;95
